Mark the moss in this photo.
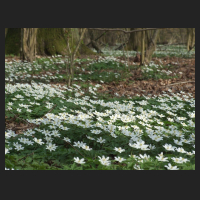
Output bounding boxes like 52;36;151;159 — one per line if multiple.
5;28;21;55
5;28;95;57
37;28;66;56
79;43;96;55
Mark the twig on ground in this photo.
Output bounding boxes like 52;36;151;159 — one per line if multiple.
18;152;34;161
162;81;195;87
7;110;31;125
56;136;85;158
42;104;57;117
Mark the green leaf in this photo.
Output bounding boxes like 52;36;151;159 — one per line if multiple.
25;157;32;163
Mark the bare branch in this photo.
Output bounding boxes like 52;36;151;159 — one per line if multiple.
86;31;108;46
87;28;167;34
73;28;87;57
161;81;195;87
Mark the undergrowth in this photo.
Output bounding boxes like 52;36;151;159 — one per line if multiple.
5;48;195;170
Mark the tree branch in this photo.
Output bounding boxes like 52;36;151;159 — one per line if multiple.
86;31;108;46
87;28;167;34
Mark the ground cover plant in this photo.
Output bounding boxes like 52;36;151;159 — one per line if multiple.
5;83;195;170
4;55;180;86
5;55;133;85
5;46;195;170
139;62;179;80
100;44;195;59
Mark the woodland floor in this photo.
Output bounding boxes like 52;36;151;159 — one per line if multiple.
5;55;195;170
5;54;195;133
98;56;195;99
5;54;195;100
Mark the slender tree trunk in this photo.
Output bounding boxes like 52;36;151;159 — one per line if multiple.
191;28;195;47
88;29;103;53
22;28;38;62
187;28;195;51
144;29;160;65
140;29;145;66
145;30;154;49
127;28;142;51
65;28;87;87
20;28;23;60
5;28;8;38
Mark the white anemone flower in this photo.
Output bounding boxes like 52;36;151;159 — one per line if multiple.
74;157;85;165
114;147;125;153
114;157;126;163
164;163;179;170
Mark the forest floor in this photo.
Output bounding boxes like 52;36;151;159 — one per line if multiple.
97;56;195;99
5;54;195;99
5;51;195;170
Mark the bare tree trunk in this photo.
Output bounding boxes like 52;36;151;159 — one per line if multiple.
191;28;195;48
65;28;87;87
88;29;103;53
5;28;8;38
145;29;154;49
20;28;23;60
22;28;38;62
86;31;108;47
144;29;160;65
140;29;145;66
187;28;195;51
127;28;142;51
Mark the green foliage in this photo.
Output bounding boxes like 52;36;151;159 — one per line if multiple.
5;52;195;170
139;64;179;80
77;60;133;83
5;90;195;170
